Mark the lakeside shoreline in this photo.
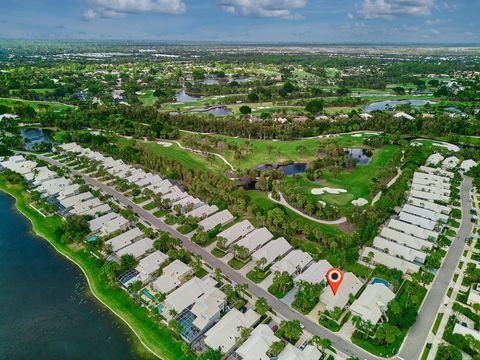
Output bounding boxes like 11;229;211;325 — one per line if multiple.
0;180;190;360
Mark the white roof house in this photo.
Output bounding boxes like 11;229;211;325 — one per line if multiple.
398;212;437;231
426;153;445;166
410;189;449;203
362;247;421;274
116;238;154;259
204;309;260;354
252;237;292;267
442;156;460;170
161;186;188;202
411;183;450;197
388;219;439;241
460;159;477;173
408;197;451;215
185;204;218;220
164;276;217;317
373;237;426;264
402;204;449;223
412;174;450;190
453;324;480;342
278;343;321;360
136;174;162;188
236;227;274;253
105;227;144;252
80;203;111;217
135;251;169;282
56;184;80;200
89;212;118;232
198;209;234;232
151;260;193;294
419;165;454;179
60;195;94;214
235;324;278;360
70;197;102;215
172;196;203;212
217;220;255;247
149;179;172;194
295;259;332;285
350;283;395;325
191;287;227;331
37;177;72;196
380;227;433;251
414;171;451;184
271;250;313;276
99;216;130;236
32;166;56;185
320;272;362;311
467;285;480;306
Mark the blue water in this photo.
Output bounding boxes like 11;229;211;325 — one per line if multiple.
363;100;435;112
86;235;98;243
190;106;232;116
0;191;146;359
141;288;155;301
156;304;164;314
21;128;53;151
371;277;390;288
256;163;307;175
174;90;202;103
344;148;373;164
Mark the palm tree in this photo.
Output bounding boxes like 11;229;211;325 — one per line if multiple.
255;257;267;271
310;336;331;356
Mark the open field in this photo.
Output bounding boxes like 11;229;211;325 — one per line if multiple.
0;97;74;111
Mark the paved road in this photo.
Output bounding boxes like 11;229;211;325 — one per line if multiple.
34;153;382;360
398;176;474;360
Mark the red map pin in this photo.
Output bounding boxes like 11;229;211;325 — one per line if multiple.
326;268;344;295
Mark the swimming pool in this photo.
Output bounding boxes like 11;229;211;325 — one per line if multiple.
371;278;390;288
156;304;164;314
86;235;98;243
141;288;155;302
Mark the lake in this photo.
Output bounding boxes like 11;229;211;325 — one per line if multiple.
0;191;144;359
190;106;232;116
256;163;307;175
21;128;53;151
174;90;202;103
363;99;435;112
344;148;373;164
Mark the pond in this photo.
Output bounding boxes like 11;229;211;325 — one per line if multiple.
256;163;307;175
363;99;435;112
21;128;53;151
174;90;202;103
229;78;251;84
201;79;220;85
344;148;373;164
190;106;232;116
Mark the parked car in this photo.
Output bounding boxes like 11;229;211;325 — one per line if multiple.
271;324;279;332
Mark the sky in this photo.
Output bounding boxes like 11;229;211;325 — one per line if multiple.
0;0;479;44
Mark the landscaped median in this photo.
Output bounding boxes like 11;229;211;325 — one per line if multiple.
0;178;192;360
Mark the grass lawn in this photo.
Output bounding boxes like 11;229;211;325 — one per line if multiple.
142;202;157;211
177;223;198;234
282;144;401;209
211;247;227;258
0;179;191;360
267;284;291;299
138;90;158;106
351;332;403;358
133;196;148;204
153;209;169;218
0;97;75;111
246;269;271;284
432;313;444;335
228;257;251;270
195;267;208;278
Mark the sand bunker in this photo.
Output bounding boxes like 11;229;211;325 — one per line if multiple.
311;187;347;195
352;198;369;206
157;141;173;147
351;133;363;137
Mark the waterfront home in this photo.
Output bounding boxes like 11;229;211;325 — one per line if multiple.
105;227;144;252
320;272;362;311
151;260;193;294
350;283;395;325
295;259;332;285
236;227;274;253
70;197;102;215
99;216;130;237
88;212;119;232
251;237;292;267
190;287;227;332
36;177;72;197
361;247;420;274
271;250;313;276
185;204;218;220
59;191;94;210
235;324;278;360
204;308;260;354
198;209;234;232
56;184;80;200
163;276;217;319
216;220;255;247
115;238;154;259
32;166;57;186
135;251;168;283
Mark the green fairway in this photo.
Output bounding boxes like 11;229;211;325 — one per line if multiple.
0;179;191;360
138;90;158;106
0;97;74;111
282;144;401;208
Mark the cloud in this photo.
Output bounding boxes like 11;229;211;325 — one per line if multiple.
217;0;308;19
84;0;186;19
357;0;435;20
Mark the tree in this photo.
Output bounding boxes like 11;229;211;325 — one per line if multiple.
374;323;401;347
278;320;303;344
217;236;227;250
235;283;248;299
168;319;183;339
255;297;270;316
271;271;294;295
247;93;259;102
269;341;286;357
239;105;252;115
310;335;331;355
198;348;222;360
435;344;462;360
305;99;324;114
255;257;267;271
